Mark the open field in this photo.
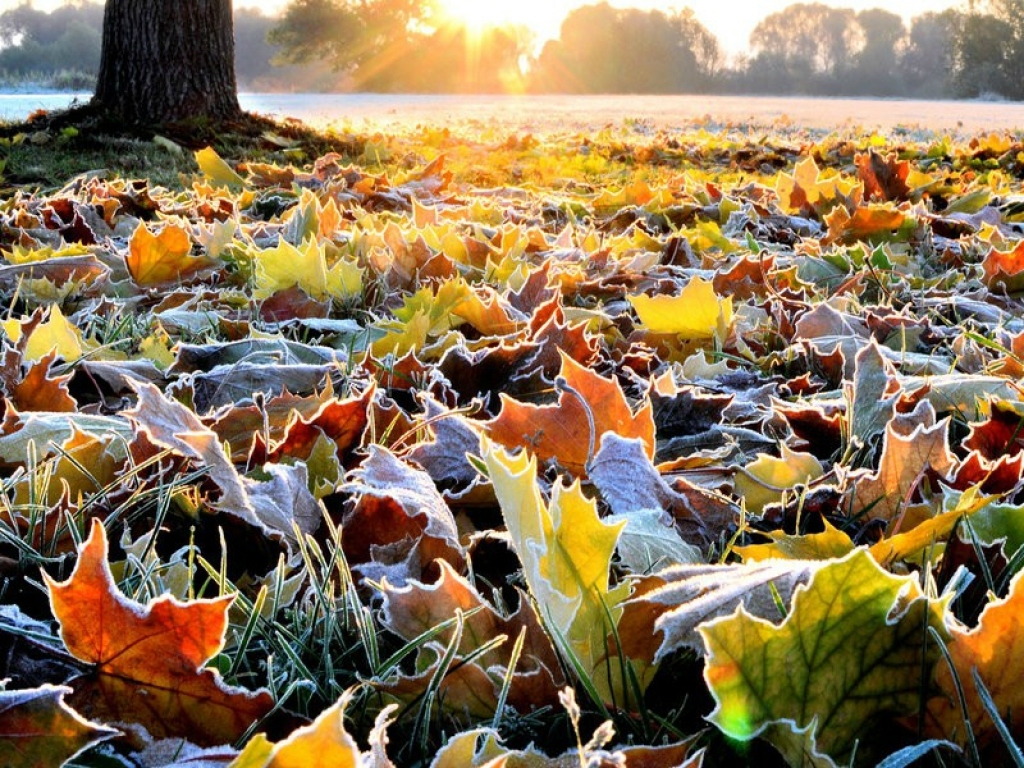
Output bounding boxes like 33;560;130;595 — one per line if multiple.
3;91;1024;133
2;110;1024;766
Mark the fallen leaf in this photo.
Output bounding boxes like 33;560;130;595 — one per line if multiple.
127;221;211;286
2;305;85;363
342;446;465;585
45;519;273;746
926;568;1024;754
0;685;117;768
195;146;248;191
482;439;629;700
628;277;733;339
701;549;946;767
733;444;824;514
487;352;655;475
231;692;394;768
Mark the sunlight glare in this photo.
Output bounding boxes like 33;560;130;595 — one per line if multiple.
437;0;560;37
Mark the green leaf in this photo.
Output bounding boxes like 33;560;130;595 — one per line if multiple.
700;549;947;766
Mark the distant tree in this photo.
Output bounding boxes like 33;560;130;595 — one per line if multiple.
900;11;957;97
530;3;715;94
987;0;1024;98
270;0;530;92
0;2;102;79
948;8;1014;97
270;0;425;82
233;8;279;89
378;24;529;93
850;9;904;95
748;3;860;93
679;8;723;83
92;0;241;124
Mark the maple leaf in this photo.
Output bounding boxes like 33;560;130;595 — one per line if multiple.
127;382;321;550
481;440;630;701
2;305;86;364
0;684;117;768
10;426;123;512
856;150;912;202
45;519;273;746
341;446;465;585
981;239;1024;292
850;409;955;522
925;568;1024;754
251;238;362;302
231;692;395;768
486;352;655;475
406;396;484;497
735;519;855;563
588;433;717;559
701;550;947;767
195;146;248;191
0;348;76;412
127;221;212;286
776;156;861;216
430;725;701;767
846;340;900;450
733;444;824;514
628;276;733;339
379;560;562;714
823;203;907;245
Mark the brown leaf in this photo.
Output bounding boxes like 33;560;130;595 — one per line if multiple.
0;685;117;768
850;403;955;522
1;348;76;412
380;560;562;712
856;150;911;202
342;447;465;585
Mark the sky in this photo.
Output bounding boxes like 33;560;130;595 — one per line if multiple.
5;0;967;57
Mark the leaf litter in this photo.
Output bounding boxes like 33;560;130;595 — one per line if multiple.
1;120;1024;765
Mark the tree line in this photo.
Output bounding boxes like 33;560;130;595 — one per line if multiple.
4;0;1024;100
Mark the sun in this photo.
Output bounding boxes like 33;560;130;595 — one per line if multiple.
436;0;564;38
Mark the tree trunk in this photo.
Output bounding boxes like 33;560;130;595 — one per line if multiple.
92;0;241;125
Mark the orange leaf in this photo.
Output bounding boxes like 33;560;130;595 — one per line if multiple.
927;569;1024;753
0;348;76;412
486;352;655;475
126;222;209;286
45;519;273;746
981;240;1024;293
824;204;906;244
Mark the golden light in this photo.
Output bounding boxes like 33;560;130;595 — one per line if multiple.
436;0;564;38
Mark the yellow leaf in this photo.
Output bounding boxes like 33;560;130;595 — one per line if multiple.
370;309;432;358
733;444;824;514
703;550;948;766
252;239;362;301
195;146;247;191
139;325;176;370
868;486;995;566
230;694;362;768
482;439;629;698
629;277;733;340
3;305;84;363
736;519;855;562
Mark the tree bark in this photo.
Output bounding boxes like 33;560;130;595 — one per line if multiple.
92;0;241;125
